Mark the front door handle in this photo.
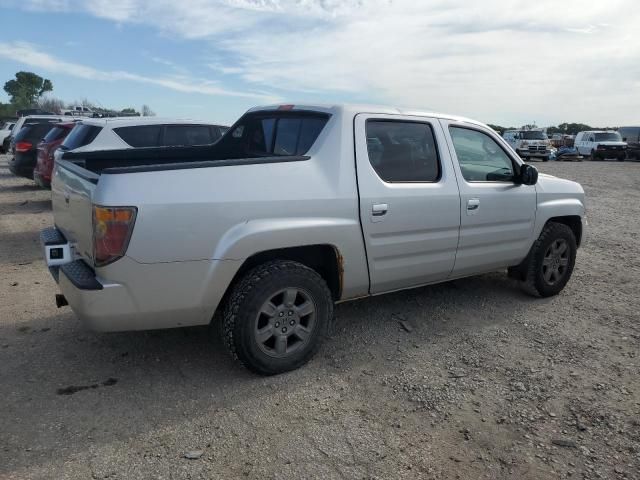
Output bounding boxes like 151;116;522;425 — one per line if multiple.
372;203;388;216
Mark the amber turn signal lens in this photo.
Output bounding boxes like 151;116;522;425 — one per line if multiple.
92;206;137;266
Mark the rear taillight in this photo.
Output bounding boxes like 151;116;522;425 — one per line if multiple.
92;206;137;267
15;141;32;152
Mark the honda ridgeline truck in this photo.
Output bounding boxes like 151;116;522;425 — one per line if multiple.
42;105;586;375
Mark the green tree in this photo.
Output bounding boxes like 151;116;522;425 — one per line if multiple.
3;71;53;109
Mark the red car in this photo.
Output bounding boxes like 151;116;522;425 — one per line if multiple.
34;122;76;188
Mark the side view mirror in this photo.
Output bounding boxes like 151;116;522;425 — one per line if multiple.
519;164;538;186
622;137;627;142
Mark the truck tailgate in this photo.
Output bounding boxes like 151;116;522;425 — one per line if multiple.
51;161;97;265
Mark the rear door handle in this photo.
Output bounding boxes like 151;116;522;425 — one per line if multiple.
372;203;388;216
467;198;480;215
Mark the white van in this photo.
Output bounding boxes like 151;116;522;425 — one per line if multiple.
574;131;627;161
503;129;550;161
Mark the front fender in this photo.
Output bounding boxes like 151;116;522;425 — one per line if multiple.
533;197;586;243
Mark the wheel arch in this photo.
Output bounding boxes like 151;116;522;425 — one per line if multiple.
545;215;583;247
220;244;343;309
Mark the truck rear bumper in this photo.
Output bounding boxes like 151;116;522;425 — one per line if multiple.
54;261;222;332
42;228;240;332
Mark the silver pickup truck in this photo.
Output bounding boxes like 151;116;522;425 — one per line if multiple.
42;104;586;374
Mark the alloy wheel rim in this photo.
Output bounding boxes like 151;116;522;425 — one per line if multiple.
254;287;316;358
542;239;569;285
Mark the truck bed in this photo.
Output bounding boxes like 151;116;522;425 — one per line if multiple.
61;145;309;176
62;144;222;173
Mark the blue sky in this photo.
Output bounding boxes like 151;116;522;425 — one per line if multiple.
0;0;638;126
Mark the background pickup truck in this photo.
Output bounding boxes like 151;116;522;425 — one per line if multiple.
42;104;586;375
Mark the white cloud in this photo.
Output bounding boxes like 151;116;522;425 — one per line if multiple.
0;41;278;101
10;0;640;124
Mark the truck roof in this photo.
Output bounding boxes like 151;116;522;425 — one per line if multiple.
248;103;484;126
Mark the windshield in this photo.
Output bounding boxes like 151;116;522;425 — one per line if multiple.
521;131;547;140
594;132;622;142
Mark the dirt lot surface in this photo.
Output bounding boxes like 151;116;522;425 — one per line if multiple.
0;154;638;480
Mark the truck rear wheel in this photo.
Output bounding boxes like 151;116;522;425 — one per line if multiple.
521;222;577;297
222;260;332;375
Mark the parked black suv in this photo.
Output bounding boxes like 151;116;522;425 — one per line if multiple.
8;122;57;179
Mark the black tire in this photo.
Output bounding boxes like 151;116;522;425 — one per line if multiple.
521;222;577;297
222;260;332;375
617;154;626;162
542;156;549;162
590;150;596;161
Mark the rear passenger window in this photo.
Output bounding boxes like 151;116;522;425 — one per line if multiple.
365;120;440;182
162;125;213;146
62;124;102;150
114;125;162;147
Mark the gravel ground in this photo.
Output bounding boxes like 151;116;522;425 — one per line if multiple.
0;154;638;480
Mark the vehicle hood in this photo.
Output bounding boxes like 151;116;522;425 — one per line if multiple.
597;141;627;147
535;173;585;212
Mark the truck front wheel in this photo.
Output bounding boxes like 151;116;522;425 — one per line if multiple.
521;222;577;297
222;260;333;375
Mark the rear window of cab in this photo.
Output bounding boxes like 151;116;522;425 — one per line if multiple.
220;112;329;158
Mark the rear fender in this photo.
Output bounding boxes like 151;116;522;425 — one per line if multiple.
207;217;370;300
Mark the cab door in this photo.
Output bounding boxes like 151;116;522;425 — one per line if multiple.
354;114;461;294
440;120;537;277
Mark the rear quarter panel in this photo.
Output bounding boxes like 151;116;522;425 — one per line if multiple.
95;109;370;300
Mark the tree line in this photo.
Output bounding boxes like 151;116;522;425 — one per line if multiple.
0;71;155;118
